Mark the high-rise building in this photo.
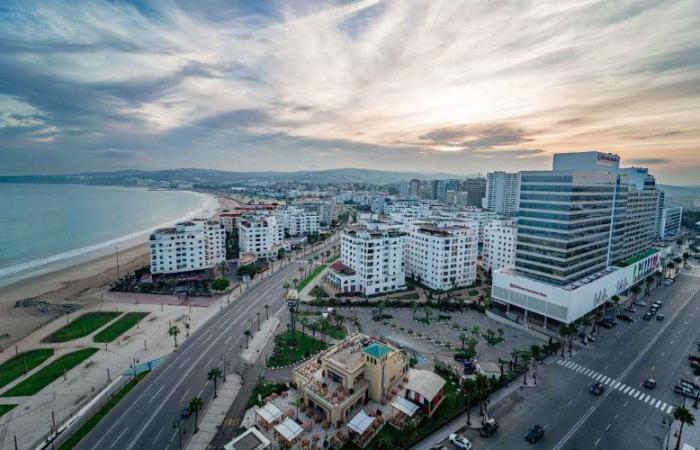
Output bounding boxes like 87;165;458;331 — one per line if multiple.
659;207;683;240
619;167;660;260
405;222;478;290
150;219;226;274
484;171;520;216
431;180;446;202
408;179;420;196
464;177;486;207
238;214;285;259
482;219;517;273
276;207;319;236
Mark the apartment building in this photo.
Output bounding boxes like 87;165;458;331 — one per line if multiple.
619;168;661;260
405;222;478;290
238;214;284;259
328;226;407;295
482;219;517;273
150;219;226;274
463;177;486;207
276;207;319;236
484;171;519;216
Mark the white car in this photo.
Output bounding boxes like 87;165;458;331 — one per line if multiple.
449;434;472;449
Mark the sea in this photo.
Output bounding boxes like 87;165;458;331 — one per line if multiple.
0;183;218;288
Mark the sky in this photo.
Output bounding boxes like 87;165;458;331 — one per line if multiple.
0;0;699;184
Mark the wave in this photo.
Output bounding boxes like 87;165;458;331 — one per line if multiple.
0;192;219;280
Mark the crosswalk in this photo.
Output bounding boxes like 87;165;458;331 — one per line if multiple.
222;417;241;428
556;359;675;414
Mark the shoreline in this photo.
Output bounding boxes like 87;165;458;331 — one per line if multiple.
0;193;239;350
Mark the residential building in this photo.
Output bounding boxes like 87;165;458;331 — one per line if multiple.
463;177;486;207
276;207;319;236
484;171;519;216
619;168;661;260
219;212;243;233
659;207;683;240
150;219;226;274
431;180;446;202
238;214;284;259
408;179;420;196
328;226;407;295
482;219;517;273
405;222;478;290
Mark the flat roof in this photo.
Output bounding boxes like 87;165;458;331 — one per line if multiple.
405;369;445;401
224;428;270;450
348;410;374;434
274;418;303;441
255;402;283;423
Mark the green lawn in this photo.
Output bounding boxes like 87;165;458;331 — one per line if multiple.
0;404;16;417
246;380;288;409
308;319;347;340
0;348;55;390
93;312;149;343
266;331;328;368
2;348;99;397
57;371;148;450
298;264;327;291
44;312;122;343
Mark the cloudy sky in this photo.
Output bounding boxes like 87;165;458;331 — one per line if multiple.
1;0;699;184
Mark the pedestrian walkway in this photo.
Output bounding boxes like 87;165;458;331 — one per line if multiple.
555;359;676;414
185;374;242;450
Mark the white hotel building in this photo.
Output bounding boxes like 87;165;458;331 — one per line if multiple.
482;219;517;273
327;226;407;295
150;219;226;275
276;207;320;237
238;214;285;260
405;222;478;291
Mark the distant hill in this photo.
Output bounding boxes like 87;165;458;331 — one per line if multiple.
0;168;472;186
658;184;700;210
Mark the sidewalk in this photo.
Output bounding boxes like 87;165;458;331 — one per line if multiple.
186;375;242;450
664;402;700;450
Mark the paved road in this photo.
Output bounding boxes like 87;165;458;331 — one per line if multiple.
424;269;700;450
75;243;335;450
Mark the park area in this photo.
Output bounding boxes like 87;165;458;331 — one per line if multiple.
266;331;328;368
93;312;149;343
0;348;55;390
44;312;121;343
1;348;99;397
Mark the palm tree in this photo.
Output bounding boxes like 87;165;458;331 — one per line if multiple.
412;303;419;321
497;328;504;342
208;367;223;398
189;396;204;433
567;323;578;355
244;329;252;348
474;373;490;416
673;406;695;450
530;345;542;384
465;337;478;358
462;378;476;425
298;267;304;282
459;331;467;349
610;295;621;317
265;304;269;320
558;325;569;357
168;325;180;347
320;320;326;343
471;325;481;337
299;317;308;337
292;278;299;288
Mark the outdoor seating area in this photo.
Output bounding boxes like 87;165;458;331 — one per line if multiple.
347;409;385;448
388;395;421;429
274;417;304;448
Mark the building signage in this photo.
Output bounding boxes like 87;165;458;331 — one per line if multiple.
509;283;547;298
593;288;608;307
633;254;660;282
597;153;620;163
616;278;628;294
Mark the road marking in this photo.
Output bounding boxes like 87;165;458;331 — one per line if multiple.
148;385;165;404
613;381;621;389
152;426;165;445
177;355;192;369
594;438;601;446
624;400;629;407
645;396;652;404
666;405;674;414
655;400;662;408
594;374;603;381
225;335;233;345
110;427;129;449
605;423;612;432
566;400;573;407
180;387;191;402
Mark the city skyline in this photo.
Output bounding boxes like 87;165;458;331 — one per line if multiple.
1;0;700;184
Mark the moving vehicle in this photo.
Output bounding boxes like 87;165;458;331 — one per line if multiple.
525;425;545;443
448;434;472;449
644;378;657;389
590;382;605;396
181;405;192;418
480;418;499;437
643;313;653;320
656;314;664;321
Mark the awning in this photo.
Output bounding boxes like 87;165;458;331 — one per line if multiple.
405;369;446;402
348;410;374;434
390;396;420;417
256;402;283;423
275;417;303;442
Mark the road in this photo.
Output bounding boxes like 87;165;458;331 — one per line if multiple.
424;269;700;450
75;241;336;450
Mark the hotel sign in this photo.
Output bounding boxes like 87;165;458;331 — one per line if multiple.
510;283;547;298
633;253;660;282
593;288;608;307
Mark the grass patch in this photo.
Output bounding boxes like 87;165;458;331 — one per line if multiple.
2;348;99;397
298;264;327;291
57;371;148;450
0;349;55;390
266;331;328;368
246;379;287;409
93;312;149;343
310;285;329;298
44;312;122;343
308;319;347;340
0;404;16;417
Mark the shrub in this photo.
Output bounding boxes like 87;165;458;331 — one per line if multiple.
211;277;230;291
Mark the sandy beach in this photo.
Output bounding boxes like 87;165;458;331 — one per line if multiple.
0;194;240;351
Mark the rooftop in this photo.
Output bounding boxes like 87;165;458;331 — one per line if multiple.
363;343;390;359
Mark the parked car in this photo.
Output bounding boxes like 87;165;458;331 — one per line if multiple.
525;425;545;443
652;301;662;308
596;320;614;329
480;418;499;437
643;312;653;320
656;314;664;321
449;434;472;449
634;300;647;307
617;314;634;323
649;308;657;315
644;378;657;389
590;382;605;396
181;405;192;418
624;306;637;313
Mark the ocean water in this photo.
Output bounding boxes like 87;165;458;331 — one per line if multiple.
0;184;217;287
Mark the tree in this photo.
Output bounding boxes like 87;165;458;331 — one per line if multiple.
471;325;481;337
265;304;269;320
474;373;490;416
462;378;476;425
208;367;223;398
497;328;504;341
168;325;180;347
683;252;690;264
299;317;308;337
244;329;252;348
412;303;419;321
189;396;204;433
558;325;569;357
465;337;478;358
610;295;621;317
567;323;578;355
211;277;230;291
459;331;467;349
292;397;304;420
673;406;695;450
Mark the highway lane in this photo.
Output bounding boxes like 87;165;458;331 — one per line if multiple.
75;243;334;450
431;271;700;450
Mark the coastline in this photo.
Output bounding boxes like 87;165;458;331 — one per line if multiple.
0;193;238;350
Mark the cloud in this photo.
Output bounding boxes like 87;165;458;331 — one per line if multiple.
628;158;671;165
0;0;698;184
